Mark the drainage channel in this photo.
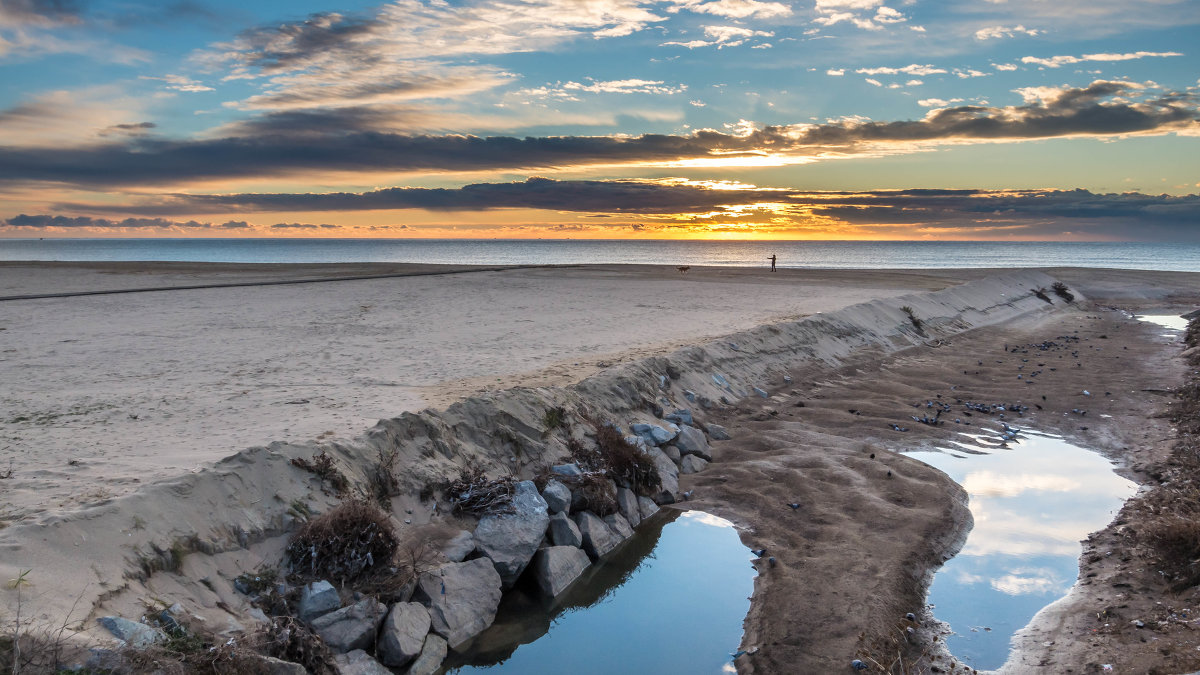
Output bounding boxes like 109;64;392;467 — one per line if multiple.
907;430;1137;670
442;510;756;674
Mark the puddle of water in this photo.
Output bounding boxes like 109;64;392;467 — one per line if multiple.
907;431;1136;670
1137;314;1189;331
443;510;755;675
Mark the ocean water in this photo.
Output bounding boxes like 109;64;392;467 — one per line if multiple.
1;238;1199;271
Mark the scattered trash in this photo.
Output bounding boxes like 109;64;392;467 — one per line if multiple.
851;659;868;671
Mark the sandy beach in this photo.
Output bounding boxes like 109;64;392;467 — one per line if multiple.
3;262;1200;673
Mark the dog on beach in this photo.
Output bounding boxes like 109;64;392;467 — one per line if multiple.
677;266;690;274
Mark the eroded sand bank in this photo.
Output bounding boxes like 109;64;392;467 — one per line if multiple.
1;263;1198;673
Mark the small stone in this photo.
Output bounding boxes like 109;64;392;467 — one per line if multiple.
533;546;591;597
332;649;392;675
603;513;634;539
637;496;660;520
541;480;572;514
574;511;622;559
680;454;709;474
377;602;431;667
674;425;712;460
548;511;583;548
407;634;448;675
298;580;341;622
311;598;387;653
631;422;679;446
443;530;475;563
707;424;731;441
96;616;165;648
615;487;642;527
551;463;583;477
753;386;769;398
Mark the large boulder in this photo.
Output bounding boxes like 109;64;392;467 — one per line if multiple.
551;463;583;477
442;530;475;563
298;580;341;622
548;511;583;548
665;409;694;426
603;513;634;540
407;634;449;675
473;480;550;588
332;650;392;675
631;422;678;447
674;425;711;460
414;558;503;649
258;655;308;675
615;487;641;528
574;511;622;560
311;598;387;653
680;454;709;474
533;546;591;598
376;602;431;668
96;617;164;648
646;447;678;504
541;480;572;514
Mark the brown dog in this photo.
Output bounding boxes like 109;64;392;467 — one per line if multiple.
676;266;691;274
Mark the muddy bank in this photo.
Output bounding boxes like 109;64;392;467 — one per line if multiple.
3;266;1197;673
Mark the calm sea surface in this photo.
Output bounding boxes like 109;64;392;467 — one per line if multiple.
1;239;1198;271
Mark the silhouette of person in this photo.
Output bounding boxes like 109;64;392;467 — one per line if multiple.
769;254;777;272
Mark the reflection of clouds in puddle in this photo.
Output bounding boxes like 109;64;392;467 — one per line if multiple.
960;499;1106;557
962;470;1080;497
681;511;735;528
722;664;737;673
955;570;986;585
990;567;1062;596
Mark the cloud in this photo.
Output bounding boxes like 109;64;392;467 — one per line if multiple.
917;98;963;107
667;0;791;19
0;0;84;26
663;24;772;48
0;86;152;147
856;63;947;76
974;25;1042;40
519;78;687;100
139;74;214;93
811;1;908;30
827;68;845;76
1021;51;1183;68
0;214;334;231
4;80;1196;186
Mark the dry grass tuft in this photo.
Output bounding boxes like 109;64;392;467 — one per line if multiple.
1051;281;1075;303
445;467;516;516
291;450;349;495
286;499;398;585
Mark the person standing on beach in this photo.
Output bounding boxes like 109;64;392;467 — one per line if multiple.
769;254;777;272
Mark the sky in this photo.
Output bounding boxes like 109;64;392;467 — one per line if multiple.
0;0;1198;240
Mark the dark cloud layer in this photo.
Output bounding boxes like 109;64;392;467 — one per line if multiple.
3;81;1195;188
1;214;333;230
29;180;1200;241
0;0;84;24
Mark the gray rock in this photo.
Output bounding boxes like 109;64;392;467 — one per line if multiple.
631;422;678;447
414;558;503;649
603;513;634;540
474;480;551;588
258;655;309;675
646;447;678;504
707;424;731;441
442;530;475;563
377;602;431;668
551;463;583;477
332;649;392;675
753;386;769;398
541;480;572;514
684;389;697;402
674;425;712;461
615;487;642;528
96;616;165;648
661;444;682;466
574;511;622;559
533;546;591;597
664;409;694;426
407;634;448;675
298;580;341;622
548;511;583;548
624;435;648;450
311;598;387;653
637;496;660;521
680;454;709;474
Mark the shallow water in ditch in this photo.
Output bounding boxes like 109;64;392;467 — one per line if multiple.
907;431;1137;670
442;510;755;674
1137;314;1188;332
